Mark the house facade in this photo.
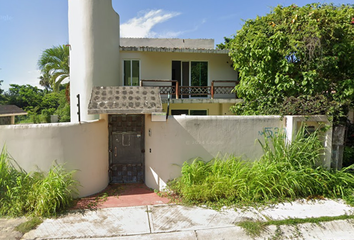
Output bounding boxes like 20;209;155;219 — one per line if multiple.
64;0;333;193
68;0;239;123
119;38;239;116
68;0;240;185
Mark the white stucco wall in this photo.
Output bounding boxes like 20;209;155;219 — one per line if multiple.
145;115;283;190
119;51;237;86
284;115;332;169
0;114;332;196
68;0;120;122
145;115;333;191
0;120;109;197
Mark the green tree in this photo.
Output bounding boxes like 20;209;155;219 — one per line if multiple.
229;3;354;116
38;45;69;92
0;80;7;104
55;86;70;122
216;37;232;49
4;83;70;123
38;72;52;92
5;84;44;111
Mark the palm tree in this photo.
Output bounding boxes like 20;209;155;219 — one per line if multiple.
38;45;69;92
38;72;52;92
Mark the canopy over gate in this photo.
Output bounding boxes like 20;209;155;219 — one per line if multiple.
88;86;163;114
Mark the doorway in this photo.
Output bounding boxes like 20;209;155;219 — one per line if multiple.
109;114;145;183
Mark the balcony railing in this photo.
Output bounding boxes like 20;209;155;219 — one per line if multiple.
140;80;239;99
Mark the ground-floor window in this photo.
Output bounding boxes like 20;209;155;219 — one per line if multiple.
171;109;189;115
171;109;208;115
190;110;207;115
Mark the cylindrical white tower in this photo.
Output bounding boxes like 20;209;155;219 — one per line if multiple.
68;0;120;122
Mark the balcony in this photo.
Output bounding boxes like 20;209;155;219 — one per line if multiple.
140;80;239;99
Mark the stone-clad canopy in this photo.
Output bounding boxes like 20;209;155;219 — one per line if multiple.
88;86;163;114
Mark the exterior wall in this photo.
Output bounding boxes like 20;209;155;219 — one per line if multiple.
145;115;283;190
0;120;109;197
162;103;235;115
0;114;332;196
119;51;237;86
348;108;354;123
284;115;332;169
145;115;332;191
0;116;11;125
69;0;120;122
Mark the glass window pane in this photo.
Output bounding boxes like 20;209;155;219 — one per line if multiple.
190;110;207;115
132;60;140;86
171;110;189;115
191;62;208;87
124;60;131;86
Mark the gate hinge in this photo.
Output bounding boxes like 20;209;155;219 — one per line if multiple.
109;149;112;153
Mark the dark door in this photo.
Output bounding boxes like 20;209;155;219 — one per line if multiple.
109;115;145;183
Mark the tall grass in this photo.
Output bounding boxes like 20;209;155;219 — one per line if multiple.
168;127;354;206
0;147;79;217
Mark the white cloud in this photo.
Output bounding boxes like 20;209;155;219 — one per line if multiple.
157;31;183;38
120;10;181;38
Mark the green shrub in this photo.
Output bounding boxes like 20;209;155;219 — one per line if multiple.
0;147;78;217
168;127;354;206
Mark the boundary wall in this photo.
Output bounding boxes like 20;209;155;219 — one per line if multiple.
0;120;108;197
145;115;332;191
0;115;331;195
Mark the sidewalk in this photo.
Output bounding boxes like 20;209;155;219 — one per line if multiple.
21;199;354;240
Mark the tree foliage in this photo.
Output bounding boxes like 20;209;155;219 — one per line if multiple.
6;84;44;111
2;84;70;123
0;80;6;104
228;3;354;117
38;45;69;92
216;37;232;50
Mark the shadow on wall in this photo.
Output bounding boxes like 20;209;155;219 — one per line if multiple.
145;115;284;190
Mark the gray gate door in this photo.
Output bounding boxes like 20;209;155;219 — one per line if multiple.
109;115;145;183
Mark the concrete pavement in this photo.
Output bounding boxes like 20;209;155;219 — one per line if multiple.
16;199;354;240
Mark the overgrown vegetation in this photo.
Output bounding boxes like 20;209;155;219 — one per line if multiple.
0;147;78;217
225;3;354;118
239;214;354;238
167;127;354;207
15;217;43;234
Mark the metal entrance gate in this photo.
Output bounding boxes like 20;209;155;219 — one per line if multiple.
109;115;145;183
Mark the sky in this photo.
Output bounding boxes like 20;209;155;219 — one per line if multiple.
0;0;352;91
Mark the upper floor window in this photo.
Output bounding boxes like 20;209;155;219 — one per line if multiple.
124;60;140;86
191;61;208;87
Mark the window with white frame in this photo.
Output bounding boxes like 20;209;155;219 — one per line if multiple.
123;60;140;86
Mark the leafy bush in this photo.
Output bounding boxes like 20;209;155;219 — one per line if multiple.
168;128;354;206
228;3;354;118
231;95;346;122
0;147;78;217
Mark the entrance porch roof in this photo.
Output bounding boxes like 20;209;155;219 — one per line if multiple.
88;86;163;114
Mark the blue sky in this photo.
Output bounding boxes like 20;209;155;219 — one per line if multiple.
0;0;351;90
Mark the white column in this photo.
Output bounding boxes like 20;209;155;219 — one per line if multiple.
68;0;120;122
